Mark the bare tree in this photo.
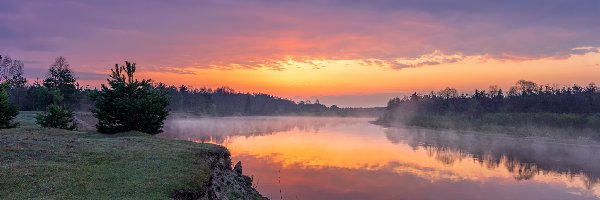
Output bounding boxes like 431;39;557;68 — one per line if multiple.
7;60;27;87
0;55;12;82
0;55;27;87
438;87;458;99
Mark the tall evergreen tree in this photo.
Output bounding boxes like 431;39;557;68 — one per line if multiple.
35;104;76;130
44;56;78;106
0;83;18;129
91;61;170;134
244;95;252;115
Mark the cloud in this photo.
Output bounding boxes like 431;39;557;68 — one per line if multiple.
75;71;109;81
1;0;600;72
143;66;197;75
23;67;108;80
390;51;466;68
571;47;600;55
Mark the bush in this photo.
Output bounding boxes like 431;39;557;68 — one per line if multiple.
91;61;170;135
35;104;76;130
0;83;18;128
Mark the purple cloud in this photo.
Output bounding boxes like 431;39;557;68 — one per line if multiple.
1;0;599;72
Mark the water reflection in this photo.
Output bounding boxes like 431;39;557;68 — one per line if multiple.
160;116;367;144
386;128;600;188
159;116;600;199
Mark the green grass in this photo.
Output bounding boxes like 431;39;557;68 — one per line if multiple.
13;111;40;126
0;113;228;199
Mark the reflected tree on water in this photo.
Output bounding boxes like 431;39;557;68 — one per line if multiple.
384;127;600;185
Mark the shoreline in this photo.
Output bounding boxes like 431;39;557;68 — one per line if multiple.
373;113;600;141
0;123;267;199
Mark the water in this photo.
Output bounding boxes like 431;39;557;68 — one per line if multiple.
158;116;600;200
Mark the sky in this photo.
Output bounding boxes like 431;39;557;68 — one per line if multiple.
1;0;600;107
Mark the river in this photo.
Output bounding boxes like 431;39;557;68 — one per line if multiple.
158;116;600;200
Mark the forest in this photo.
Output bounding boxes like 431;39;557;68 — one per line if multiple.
378;80;600;135
0;54;381;117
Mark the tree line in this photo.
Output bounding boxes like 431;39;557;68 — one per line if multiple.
378;80;600;132
1;55;170;134
1;54;380;117
384;80;600;115
166;85;381;116
2;55;83;111
0;54;381;133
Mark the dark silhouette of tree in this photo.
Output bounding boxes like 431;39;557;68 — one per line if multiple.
1;56;381;117
164;86;382;117
0;55;13;83
0;83;18;129
91;61;170;134
0;55;27;88
379;80;600;129
35;104;76;130
0;55;28;108
244;95;252;115
44;56;78;106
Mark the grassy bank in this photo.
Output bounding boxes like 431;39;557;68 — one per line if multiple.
377;112;600;139
0;114;227;199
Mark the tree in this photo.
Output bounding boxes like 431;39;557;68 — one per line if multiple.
35;104;76;130
44;56;78;106
0;55;27;87
25;80;57;111
1;55;28;108
0;83;18;129
0;55;12;82
513;80;539;95
438;87;458;99
244;95;252;115
91;61;170;134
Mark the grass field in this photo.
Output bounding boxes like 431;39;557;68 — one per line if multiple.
0;113;227;199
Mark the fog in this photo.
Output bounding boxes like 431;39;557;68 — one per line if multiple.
385;127;600;188
159;116;372;144
158;116;600;199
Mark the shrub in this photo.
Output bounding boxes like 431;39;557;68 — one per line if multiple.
91;61;170;135
0;83;18;128
35;104;76;130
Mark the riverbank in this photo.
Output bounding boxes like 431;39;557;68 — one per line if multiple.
375;112;600;140
0;114;266;199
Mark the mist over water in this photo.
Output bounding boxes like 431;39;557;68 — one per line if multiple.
159;116;600;200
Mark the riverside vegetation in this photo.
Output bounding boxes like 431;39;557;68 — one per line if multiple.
0;56;266;199
377;80;600;139
1;54;381;117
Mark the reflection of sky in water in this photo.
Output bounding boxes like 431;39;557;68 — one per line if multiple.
159;117;600;200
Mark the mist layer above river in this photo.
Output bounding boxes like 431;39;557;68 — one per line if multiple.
159;116;600;200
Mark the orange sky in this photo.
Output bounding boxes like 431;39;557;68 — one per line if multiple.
5;1;600;107
116;50;600;106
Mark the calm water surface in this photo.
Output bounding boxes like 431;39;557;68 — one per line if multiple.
159;116;600;200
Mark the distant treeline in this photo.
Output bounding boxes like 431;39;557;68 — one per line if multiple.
162;85;383;116
2;54;382;117
384;80;600;115
378;80;600;134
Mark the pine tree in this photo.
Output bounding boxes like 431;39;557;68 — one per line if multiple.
35;104;76;130
0;83;18;129
91;61;170;134
44;56;78;106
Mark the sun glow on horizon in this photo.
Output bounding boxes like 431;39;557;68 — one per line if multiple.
109;50;600;106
